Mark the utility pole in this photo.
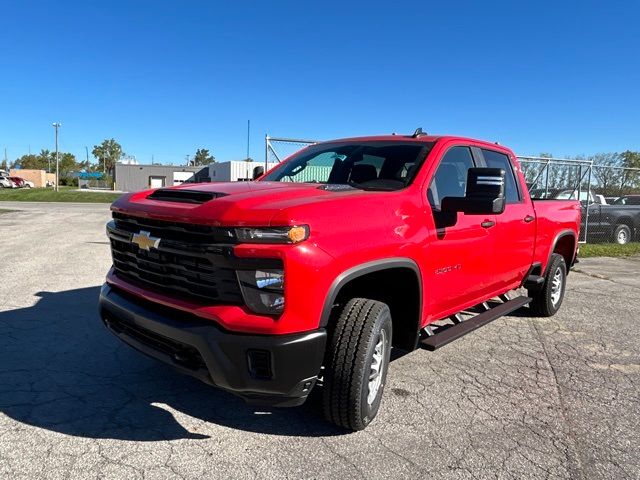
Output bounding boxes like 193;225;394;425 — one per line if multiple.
3;148;7;171
247;119;250;160
52;123;61;192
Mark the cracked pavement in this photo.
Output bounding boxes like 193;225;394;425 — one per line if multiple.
0;202;638;479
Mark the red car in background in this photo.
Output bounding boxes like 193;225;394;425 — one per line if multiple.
9;177;25;188
9;176;34;188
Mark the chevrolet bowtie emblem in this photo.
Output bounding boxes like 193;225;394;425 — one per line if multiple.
131;230;161;251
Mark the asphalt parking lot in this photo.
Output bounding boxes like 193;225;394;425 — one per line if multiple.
0;202;638;480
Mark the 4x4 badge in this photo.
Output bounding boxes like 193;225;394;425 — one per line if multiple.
131;230;161;251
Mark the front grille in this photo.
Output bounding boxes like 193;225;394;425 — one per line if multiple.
108;214;247;304
110;237;244;303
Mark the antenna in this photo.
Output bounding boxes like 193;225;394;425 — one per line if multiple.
411;127;427;138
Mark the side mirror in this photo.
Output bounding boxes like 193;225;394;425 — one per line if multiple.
441;168;506;215
252;166;264;180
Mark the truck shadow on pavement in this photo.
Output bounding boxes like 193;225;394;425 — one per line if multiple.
0;287;347;440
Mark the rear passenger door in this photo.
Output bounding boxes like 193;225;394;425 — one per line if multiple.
479;148;536;290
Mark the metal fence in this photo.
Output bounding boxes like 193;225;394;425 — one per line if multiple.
264;135;317;170
519;156;640;244
264;136;640;245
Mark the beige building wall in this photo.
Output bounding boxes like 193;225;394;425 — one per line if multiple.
10;169;49;187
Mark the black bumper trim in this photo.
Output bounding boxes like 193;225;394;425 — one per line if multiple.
99;284;327;407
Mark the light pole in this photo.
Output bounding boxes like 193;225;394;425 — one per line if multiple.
52;123;61;192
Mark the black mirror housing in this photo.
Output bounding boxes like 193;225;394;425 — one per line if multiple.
441;168;506;215
252;166;265;180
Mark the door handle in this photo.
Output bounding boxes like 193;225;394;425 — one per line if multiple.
524;215;535;223
481;220;495;229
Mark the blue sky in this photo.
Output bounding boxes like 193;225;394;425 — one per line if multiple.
1;0;639;165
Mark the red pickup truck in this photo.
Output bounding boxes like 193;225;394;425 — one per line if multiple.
100;132;580;430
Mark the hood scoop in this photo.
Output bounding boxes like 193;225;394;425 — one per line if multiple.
147;189;228;204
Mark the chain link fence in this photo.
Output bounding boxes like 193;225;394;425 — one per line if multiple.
520;156;640;244
264;136;317;171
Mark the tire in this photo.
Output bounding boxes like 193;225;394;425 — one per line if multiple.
323;298;392;431
613;224;631;245
528;253;567;317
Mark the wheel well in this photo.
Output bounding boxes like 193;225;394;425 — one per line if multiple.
615;217;635;234
331;267;421;351
553;234;575;271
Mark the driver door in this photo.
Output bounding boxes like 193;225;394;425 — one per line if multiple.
423;145;497;319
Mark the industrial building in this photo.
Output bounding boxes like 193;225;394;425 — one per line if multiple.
115;161;279;192
207;161;277;182
114;164;205;192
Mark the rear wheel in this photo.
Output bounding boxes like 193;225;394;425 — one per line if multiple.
613;224;631;245
528;253;566;317
323;298;392;431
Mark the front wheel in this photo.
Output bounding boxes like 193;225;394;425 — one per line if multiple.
323;298;392;431
528;253;567;317
613;224;632;245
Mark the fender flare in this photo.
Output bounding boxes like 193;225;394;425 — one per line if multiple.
319;257;422;328
547;229;577;274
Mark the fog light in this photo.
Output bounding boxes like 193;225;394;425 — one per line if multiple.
237;269;284;315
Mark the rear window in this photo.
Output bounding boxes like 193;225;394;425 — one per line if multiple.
481;149;521;203
613;196;640;205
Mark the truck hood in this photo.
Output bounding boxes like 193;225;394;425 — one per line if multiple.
111;181;378;226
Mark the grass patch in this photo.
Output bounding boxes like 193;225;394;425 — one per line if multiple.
0;186;121;203
580;242;640;258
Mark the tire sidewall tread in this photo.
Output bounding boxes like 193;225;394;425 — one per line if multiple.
323;298;392;431
528;253;567;317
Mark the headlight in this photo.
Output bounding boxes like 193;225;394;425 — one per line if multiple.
235;225;309;244
237;269;285;315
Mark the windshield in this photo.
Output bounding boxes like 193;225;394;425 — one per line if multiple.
261;141;433;191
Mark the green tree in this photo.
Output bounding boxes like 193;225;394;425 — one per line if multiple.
39;149;53;172
92;139;123;175
620;151;640;192
58;152;77;175
12;150;77;174
193;148;215;166
14;152;47;170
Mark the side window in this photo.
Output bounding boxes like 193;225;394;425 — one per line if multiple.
481;149;520;203
428;146;474;209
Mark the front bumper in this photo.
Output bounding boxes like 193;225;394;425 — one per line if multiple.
99;283;327;407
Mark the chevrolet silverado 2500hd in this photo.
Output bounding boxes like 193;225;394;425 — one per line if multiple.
100;132;581;430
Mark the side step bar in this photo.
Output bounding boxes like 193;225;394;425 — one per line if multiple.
420;296;531;351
